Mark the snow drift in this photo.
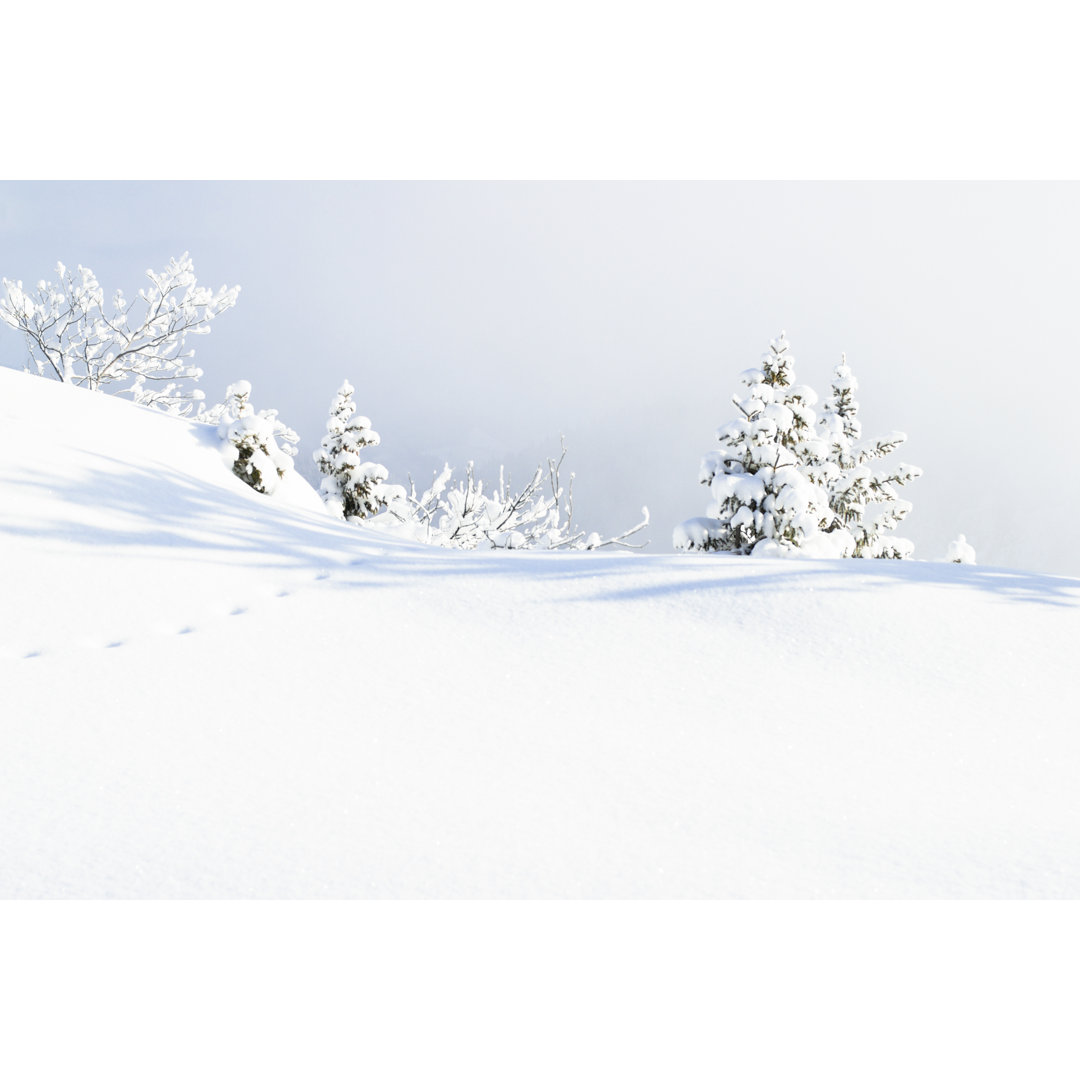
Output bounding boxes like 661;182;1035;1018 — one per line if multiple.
2;367;1079;898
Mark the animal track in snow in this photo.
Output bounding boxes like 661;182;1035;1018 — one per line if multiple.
12;583;304;662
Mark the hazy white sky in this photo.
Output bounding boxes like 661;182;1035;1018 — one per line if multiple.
3;180;1078;575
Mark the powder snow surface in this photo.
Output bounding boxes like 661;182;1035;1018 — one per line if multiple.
2;368;1079;898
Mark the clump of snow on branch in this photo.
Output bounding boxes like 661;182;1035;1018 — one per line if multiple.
314;380;405;520
376;439;649;551
202;380;298;496
676;333;921;559
0;253;239;415
946;534;977;565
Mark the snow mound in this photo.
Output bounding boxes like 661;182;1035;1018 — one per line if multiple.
3;368;1080;898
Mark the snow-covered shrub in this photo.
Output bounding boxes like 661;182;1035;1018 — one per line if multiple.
203;380;297;496
816;355;921;558
380;441;649;551
674;333;840;557
313;381;404;520
946;534;976;564
0;254;239;415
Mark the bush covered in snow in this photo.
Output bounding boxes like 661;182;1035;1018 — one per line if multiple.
946;534;977;564
0;253;238;416
378;441;649;551
675;333;920;559
202;380;298;496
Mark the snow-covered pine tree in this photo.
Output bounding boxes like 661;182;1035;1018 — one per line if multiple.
674;333;837;556
817;355;921;558
314;380;402;520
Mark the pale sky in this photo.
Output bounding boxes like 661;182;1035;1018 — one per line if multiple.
3;181;1077;575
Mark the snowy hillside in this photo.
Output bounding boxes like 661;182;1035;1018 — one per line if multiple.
3;366;1079;898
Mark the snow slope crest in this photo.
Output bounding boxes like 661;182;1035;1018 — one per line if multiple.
3;368;1080;898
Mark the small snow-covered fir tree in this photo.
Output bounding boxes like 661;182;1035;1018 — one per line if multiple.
674;333;838;556
817;355;921;558
314;380;403;520
208;380;297;496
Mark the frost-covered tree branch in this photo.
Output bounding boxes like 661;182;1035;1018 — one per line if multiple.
0;253;239;415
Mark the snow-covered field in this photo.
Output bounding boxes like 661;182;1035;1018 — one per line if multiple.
3;366;1079;898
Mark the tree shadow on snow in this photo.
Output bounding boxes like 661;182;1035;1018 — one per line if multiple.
2;457;356;574
585;555;1080;609
4;453;1078;610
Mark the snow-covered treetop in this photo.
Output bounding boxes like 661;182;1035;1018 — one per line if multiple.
819;353;862;446
759;331;789;382
198;380;299;461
